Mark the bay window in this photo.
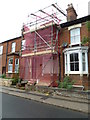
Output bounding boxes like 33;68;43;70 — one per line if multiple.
64;47;88;75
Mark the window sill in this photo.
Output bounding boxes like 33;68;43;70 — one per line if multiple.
65;71;88;75
6;72;17;74
14;72;19;73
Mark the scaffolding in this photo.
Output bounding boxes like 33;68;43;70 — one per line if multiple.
20;3;66;86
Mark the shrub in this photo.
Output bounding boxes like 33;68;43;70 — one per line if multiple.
67;84;73;90
0;74;6;78
12;78;18;85
58;76;74;90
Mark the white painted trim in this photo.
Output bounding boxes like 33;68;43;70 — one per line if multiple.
85;52;88;74
68;23;82;30
6;72;17;74
63;46;88;53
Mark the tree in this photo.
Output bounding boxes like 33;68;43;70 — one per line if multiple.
82;21;90;44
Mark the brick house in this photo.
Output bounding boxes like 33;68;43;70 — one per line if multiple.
0;36;22;78
59;4;90;90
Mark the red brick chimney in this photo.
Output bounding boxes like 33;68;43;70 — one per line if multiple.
66;3;77;22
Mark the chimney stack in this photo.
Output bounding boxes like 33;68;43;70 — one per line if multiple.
66;3;77;22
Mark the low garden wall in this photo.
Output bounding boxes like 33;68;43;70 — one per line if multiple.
0;78;12;87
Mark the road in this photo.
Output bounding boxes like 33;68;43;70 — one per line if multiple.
0;93;89;119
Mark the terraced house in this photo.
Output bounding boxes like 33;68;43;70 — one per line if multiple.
0;36;22;78
60;5;90;90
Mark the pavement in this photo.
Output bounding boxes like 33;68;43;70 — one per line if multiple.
0;86;90;114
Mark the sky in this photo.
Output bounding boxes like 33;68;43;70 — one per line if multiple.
0;0;90;43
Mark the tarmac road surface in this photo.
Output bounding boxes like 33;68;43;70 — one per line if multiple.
0;93;89;119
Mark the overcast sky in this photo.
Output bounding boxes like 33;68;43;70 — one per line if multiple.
0;0;90;43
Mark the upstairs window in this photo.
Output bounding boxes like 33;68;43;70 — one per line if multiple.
11;42;16;52
0;46;3;55
70;28;80;45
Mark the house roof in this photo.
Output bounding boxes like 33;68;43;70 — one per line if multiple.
61;15;90;28
1;36;21;44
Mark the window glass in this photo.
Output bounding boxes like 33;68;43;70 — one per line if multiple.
15;58;19;73
0;46;3;55
9;59;13;64
16;59;19;64
82;53;85;61
70;28;80;45
75;63;79;71
70;63;74;71
70;54;73;62
21;40;25;50
66;54;68;71
11;42;16;52
70;53;79;71
8;58;13;72
82;53;86;71
75;53;79;61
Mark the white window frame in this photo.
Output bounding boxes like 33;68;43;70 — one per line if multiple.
68;23;82;46
64;47;88;75
15;58;19;73
0;46;3;55
11;42;16;52
70;28;80;45
8;58;13;73
21;40;26;50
